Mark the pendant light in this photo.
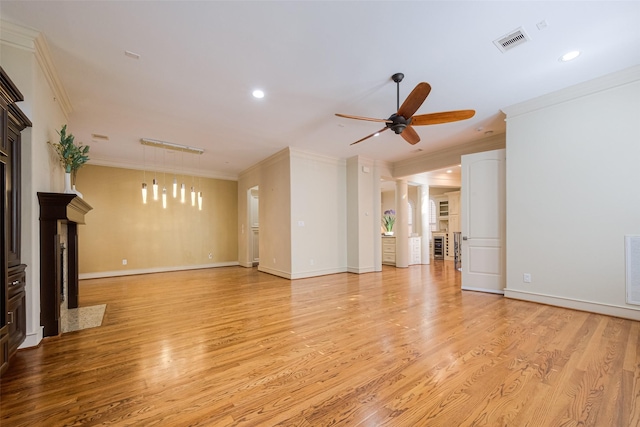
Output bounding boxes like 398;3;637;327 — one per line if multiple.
152;178;158;200
138;138;205;209
141;146;148;204
142;183;148;204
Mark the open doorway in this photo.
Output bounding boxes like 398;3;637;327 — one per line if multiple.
249;186;259;266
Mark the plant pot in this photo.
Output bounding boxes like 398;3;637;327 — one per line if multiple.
384;231;394;236
64;172;83;198
63;172;73;194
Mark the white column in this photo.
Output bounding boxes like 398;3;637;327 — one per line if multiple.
395;179;409;268
420;184;431;264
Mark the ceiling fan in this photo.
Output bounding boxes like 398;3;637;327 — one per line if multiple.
336;73;475;145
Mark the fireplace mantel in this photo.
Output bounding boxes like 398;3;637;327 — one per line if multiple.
37;192;93;337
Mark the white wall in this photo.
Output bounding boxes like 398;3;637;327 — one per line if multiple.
290;149;346;278
503;66;640;320
238;147;349;279
256;149;292;278
346;156;378;274
1;29;67;347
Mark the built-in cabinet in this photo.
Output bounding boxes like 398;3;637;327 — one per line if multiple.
382;236;422;266
409;236;421;265
1;67;31;376
446;191;460;260
431;190;461;260
382;236;396;265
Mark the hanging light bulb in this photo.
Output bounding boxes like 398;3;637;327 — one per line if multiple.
142;183;148;204
172;177;178;198
162;187;167;209
180;183;186;203
153;178;159;200
191;186;196;206
198;191;203;210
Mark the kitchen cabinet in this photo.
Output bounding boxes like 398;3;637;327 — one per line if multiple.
445;191;460;260
409;237;421;265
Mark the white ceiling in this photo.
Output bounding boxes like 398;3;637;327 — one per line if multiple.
1;1;639;180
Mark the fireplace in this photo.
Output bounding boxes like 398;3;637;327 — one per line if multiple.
37;193;92;337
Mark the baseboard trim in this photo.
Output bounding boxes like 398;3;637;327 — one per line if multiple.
290;267;347;280
19;327;44;349
258;266;291;279
461;286;505;295
80;262;240;279
504;288;640;321
347;266;376;274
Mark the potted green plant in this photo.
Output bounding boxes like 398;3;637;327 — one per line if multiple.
49;124;90;197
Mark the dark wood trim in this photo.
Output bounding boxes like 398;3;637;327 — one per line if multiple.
37;193;92;336
67;223;79;309
0;67;25;106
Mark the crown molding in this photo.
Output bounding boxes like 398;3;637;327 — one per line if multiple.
0;20;38;51
34;33;72;119
502;65;640;119
289;146;346;167
87;159;238;181
392;133;506;178
0;20;72;119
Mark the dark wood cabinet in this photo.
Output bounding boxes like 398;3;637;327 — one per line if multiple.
1;67;31;376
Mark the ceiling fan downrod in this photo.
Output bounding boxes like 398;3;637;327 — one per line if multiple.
391;72;404;111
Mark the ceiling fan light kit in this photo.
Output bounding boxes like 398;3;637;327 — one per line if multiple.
336;73;475;146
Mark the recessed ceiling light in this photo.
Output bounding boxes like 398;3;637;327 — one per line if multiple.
560;50;580;62
446;169;453;174
252;89;265;99
374;132;380;137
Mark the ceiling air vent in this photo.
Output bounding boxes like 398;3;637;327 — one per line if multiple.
91;133;109;141
493;27;531;53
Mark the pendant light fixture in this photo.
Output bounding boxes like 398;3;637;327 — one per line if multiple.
142;146;148;204
139;138;205;210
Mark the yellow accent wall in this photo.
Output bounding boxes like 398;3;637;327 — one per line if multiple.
77;164;238;275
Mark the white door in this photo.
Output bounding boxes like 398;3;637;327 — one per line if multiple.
461;149;505;294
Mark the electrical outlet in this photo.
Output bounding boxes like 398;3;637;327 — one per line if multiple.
122;258;128;265
523;273;531;283
208;253;213;259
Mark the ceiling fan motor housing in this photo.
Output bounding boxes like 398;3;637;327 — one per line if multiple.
387;114;410;134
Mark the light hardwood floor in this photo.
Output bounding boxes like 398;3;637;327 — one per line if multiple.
1;262;639;426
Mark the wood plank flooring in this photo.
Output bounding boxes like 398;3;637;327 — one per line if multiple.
1;262;639;426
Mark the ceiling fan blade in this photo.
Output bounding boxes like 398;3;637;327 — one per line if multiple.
335;113;391;123
397;82;431;119
350;127;388;145
400;125;420;145
411;110;476;126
